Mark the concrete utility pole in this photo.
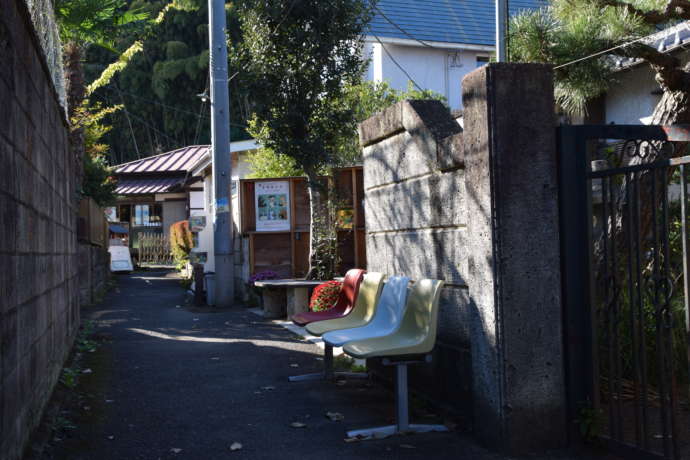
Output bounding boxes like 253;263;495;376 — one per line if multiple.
496;0;508;62
208;0;234;306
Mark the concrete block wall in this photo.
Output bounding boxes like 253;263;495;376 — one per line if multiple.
359;64;567;454
359;100;472;411
78;244;110;305
0;1;80;458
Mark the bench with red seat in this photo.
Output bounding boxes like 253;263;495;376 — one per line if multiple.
290;268;365;326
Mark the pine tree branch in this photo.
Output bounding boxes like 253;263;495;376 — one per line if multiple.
614;43;690;91
596;0;690;24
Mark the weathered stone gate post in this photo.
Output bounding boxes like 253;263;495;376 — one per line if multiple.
463;63;566;451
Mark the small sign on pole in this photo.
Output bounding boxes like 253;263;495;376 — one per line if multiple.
189;215;207;232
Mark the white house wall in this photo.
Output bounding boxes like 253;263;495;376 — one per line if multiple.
191;151;252;276
605;50;690;125
605;64;661;125
364;40;486;110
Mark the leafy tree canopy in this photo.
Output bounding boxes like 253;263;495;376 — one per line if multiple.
55;0;148;49
246;81;446;178
73;101;120;205
235;0;373;178
86;0;251;164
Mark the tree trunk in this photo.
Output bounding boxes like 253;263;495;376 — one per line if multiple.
650;87;690;126
64;41;86;185
304;168;332;280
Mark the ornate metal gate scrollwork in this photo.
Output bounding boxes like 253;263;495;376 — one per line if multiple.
559;125;690;459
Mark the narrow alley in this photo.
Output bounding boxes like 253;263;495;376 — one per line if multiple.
40;272;504;460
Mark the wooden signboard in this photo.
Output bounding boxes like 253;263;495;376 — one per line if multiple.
240;167;366;278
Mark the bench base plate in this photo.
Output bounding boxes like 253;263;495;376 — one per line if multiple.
346;424;448;440
288;371;367;382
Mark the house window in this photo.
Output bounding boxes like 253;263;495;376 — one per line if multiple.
476;56;490;68
133;204;162;227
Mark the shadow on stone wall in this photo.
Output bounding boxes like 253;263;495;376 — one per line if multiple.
359;63;567;454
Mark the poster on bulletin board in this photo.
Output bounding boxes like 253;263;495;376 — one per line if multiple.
255;181;290;231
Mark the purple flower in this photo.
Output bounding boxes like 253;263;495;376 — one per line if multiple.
249;270;280;283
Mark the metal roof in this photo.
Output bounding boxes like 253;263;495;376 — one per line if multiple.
368;0;547;47
114;145;210;174
114;177;185;195
612;22;690;71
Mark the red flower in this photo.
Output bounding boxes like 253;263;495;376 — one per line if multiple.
309;280;343;312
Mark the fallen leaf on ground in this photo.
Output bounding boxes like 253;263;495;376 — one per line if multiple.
105;399;114;403
344;436;364;443
107;435;114;440
210;357;220;360
335;380;347;386
325;412;344;422
229;442;242;451
289;363;299;368
260;386;275;391
290;422;307;428
400;444;416;449
170;448;182;454
82;368;93;374
253;391;262;394
193;318;199;321
83;406;91;411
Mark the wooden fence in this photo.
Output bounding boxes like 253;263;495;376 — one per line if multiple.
138;232;173;265
78;197;109;247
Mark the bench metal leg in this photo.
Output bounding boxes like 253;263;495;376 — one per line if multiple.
288;344;368;382
324;342;334;379
346;362;448;440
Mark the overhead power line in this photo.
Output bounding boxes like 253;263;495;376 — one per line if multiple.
194;75;210;145
371;34;424;92
104;84;249;128
122;110;182;147
553;35;652;69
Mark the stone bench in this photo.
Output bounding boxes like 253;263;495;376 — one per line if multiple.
253;279;325;319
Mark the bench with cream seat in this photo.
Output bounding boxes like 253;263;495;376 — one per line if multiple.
305;272;385;337
343;278;446;440
288;272;385;382
321;276;410;348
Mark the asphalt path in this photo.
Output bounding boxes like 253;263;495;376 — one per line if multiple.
40;271;607;460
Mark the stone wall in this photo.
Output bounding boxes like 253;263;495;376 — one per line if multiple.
359;64;566;453
0;0;79;458
359;99;472;412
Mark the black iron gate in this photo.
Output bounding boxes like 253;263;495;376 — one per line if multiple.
559;125;690;459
